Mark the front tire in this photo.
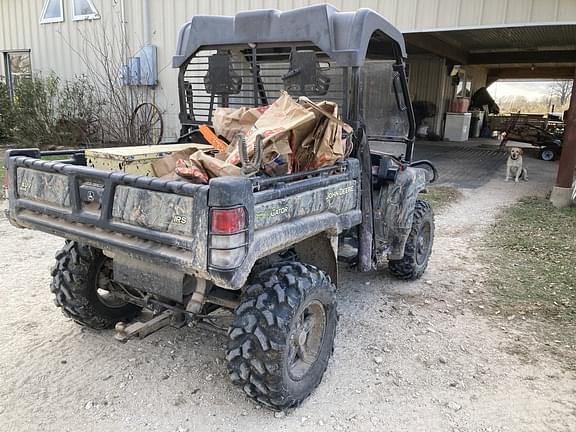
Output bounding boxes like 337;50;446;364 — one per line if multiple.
389;199;435;280
226;262;337;410
50;241;141;329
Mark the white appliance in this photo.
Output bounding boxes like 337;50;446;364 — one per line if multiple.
444;112;472;141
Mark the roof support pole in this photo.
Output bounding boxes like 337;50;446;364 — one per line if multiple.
550;69;576;208
350;67;374;272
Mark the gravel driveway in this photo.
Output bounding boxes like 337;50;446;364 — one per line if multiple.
0;157;574;432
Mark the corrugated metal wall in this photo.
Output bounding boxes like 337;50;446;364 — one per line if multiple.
407;60;490;135
1;0;575;139
407;54;452;135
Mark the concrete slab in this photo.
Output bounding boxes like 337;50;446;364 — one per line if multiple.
371;139;554;189
413;142;507;188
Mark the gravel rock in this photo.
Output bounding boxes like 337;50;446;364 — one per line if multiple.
446;401;462;412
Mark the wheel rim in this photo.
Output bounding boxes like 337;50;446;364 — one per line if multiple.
129;103;164;145
541;150;555;161
287;300;327;381
94;259;129;308
416;221;432;266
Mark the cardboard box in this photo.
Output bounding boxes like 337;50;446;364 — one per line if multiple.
85;143;213;176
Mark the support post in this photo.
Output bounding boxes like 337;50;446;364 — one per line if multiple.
550;69;576;208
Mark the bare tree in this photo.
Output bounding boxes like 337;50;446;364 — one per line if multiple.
551;80;573;107
57;15;161;146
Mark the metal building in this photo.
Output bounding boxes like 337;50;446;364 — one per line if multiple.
1;0;575;140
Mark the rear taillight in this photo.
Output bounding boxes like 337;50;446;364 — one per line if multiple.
211;207;245;234
209;207;248;269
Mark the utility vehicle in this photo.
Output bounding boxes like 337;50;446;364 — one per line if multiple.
5;5;436;410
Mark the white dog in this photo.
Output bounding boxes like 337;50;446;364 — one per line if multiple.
505;147;528;182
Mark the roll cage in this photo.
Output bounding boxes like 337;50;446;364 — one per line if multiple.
173;4;416;163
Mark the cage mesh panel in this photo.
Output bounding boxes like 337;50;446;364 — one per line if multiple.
183;45;348;123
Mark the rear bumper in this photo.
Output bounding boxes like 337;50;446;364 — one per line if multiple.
13;209;212;280
13;207;361;291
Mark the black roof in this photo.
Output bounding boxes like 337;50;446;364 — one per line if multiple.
173;4;407;68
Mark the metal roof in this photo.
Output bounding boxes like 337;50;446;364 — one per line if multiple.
172;4;407;68
405;23;576;67
432;24;576;53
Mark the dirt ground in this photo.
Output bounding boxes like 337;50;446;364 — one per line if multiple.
1;157;574;432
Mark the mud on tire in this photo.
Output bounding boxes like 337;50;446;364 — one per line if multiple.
388;199;434;280
226;262;337;410
50;241;141;329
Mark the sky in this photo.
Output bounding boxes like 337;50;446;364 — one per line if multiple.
487;81;557;101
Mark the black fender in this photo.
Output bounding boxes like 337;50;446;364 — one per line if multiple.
294;233;338;286
373;166;428;260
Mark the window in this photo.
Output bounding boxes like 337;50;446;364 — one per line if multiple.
72;0;100;21
362;61;410;140
40;0;64;24
2;51;32;100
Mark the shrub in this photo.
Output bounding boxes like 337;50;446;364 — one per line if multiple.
0;81;15;141
7;73;103;149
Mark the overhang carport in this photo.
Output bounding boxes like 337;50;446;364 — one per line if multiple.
403;23;576;207
405;23;576;75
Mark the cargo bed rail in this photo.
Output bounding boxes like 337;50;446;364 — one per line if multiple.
6;149;208;253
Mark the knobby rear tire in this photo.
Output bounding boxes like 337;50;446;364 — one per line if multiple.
226;262;337;410
50;241;141;329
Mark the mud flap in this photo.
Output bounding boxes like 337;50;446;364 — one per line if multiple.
294;233;338;286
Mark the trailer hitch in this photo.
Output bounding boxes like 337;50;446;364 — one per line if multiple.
114;310;185;342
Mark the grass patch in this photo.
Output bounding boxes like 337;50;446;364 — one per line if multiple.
484;197;576;365
420;185;463;210
487;197;576;322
